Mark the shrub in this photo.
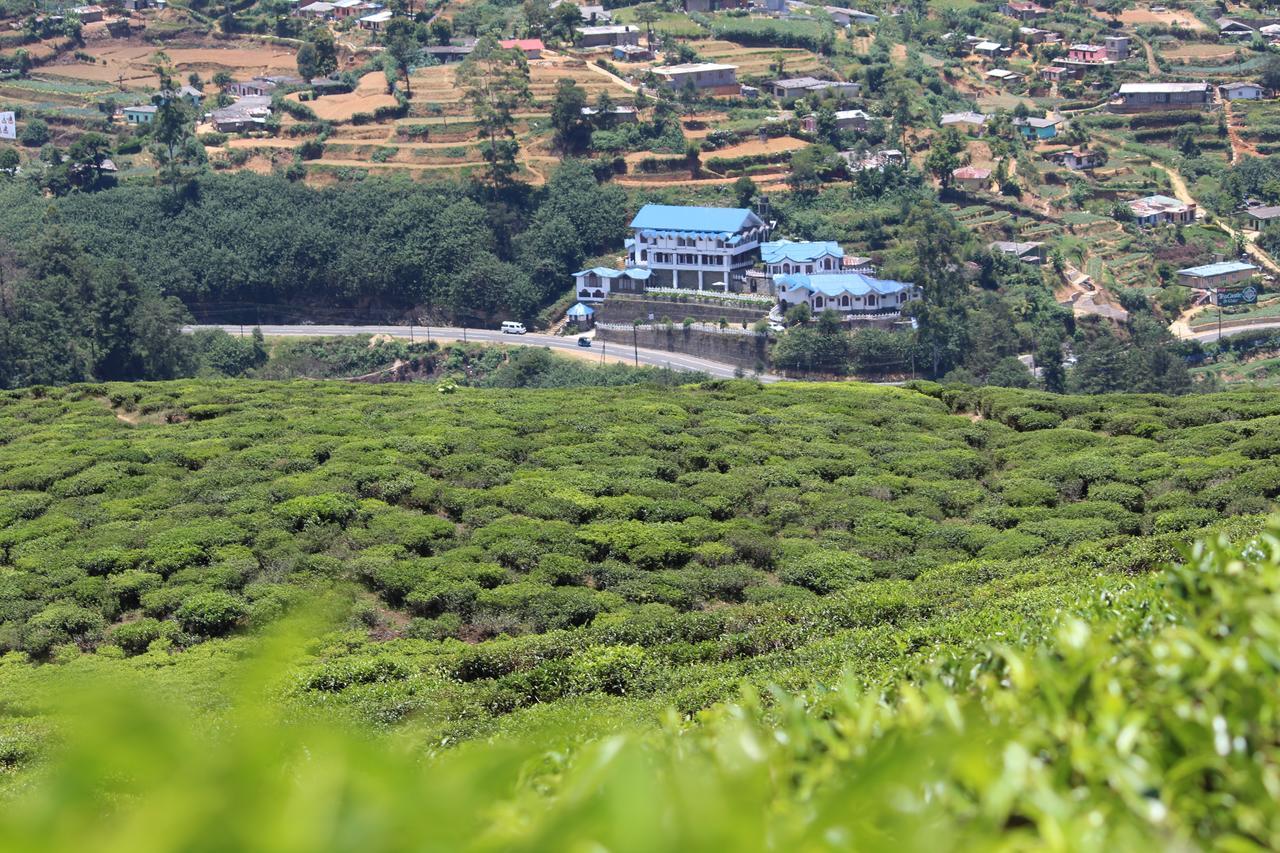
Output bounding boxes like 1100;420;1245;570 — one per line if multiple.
174;591;247;636
778;551;873;594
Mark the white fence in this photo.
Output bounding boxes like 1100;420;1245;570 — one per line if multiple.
596;321;767;337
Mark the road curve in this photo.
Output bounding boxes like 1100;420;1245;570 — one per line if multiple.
1181;319;1280;344
184;324;781;383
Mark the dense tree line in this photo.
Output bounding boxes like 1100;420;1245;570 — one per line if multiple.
0;160;628;325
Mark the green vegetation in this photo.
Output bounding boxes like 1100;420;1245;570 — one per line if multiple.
0;379;1277;847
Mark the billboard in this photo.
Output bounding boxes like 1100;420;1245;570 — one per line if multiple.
1218;285;1259;307
0;112;14;140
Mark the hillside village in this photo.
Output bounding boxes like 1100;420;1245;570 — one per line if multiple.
5;0;1280;385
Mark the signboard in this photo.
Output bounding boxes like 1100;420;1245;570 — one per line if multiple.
1218;285;1259;307
0;112;14;140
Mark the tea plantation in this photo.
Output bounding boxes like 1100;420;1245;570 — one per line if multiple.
2;379;1280;846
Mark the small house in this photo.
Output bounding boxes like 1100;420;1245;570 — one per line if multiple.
1110;82;1213;113
986;68;1024;85
613;44;652;62
1068;43;1107;64
824;6;878;26
652;62;739;95
973;41;1004;58
1000;0;1046;21
296;1;334;16
1052;148;1106;170
1220;82;1265;101
1104;35;1131;60
1245;205;1280;230
499;38;544;59
775;272;920;317
1217;17;1255;39
358;9;392;29
952;165;992;191
1011;115;1060;140
565;302;595;328
1176;260;1258;290
71;4;106;22
572;267;652;300
761;240;844;276
423;44;475;63
575;24;639;48
940;111;988;134
581;105;638;124
1128;194;1196;226
990;240;1046;264
802;108;877;133
122;104;157;124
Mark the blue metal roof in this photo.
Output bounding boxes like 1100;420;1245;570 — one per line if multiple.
566;302;595;316
761;240;844;264
775;272;915;297
573;266;652;280
1177;261;1258;277
629;204;764;235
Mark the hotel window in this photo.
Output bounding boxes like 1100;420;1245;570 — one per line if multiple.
814;296;824;308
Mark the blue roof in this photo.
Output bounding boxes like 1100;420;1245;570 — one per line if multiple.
566;302;595;316
775;272;915;297
629;204;765;235
761;240;844;264
573;266;652;280
1178;261;1258;277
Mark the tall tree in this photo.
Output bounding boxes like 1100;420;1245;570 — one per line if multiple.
458;37;532;192
904;201;969;377
549;77;590;154
150;52;194;197
383;18;419;96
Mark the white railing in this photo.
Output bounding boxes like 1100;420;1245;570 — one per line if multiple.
639;287;775;307
596;322;767;337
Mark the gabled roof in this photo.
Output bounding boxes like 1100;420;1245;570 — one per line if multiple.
761;240;844;264
360;10;392;21
1118;82;1211;94
499;38;545;50
990;240;1044;255
1178;261;1257;277
775;272;915;297
952;166;991;180
566;302;595;316
940;111;987;125
630;204;764;235
1217;16;1254;31
1246;205;1280;219
652;62;737;76
1012;115;1060;128
1220;81;1263;91
573;266;652;280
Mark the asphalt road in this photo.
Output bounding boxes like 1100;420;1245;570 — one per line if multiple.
1183;320;1280;344
185;324;780;382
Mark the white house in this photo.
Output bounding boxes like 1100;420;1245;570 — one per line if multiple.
1220;82;1266;101
572;266;652;301
651;62;739;95
760;240;844;276
775;272;920;317
628;204;770;291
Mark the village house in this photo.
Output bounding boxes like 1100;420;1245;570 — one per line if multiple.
823;6;878;26
1051;148;1107;170
226;76;303;97
209;96;272;132
1039;66;1080;84
627;204;770;291
1104;35;1131;60
651;62;739;95
551;0;612;23
1110;82;1213;113
122;104;156;124
572;266;652;301
771;76;860;99
358;9;392;29
612;44;652;61
423;43;475;63
1019;26;1060;45
973;41;1005;59
760;240;844;276
297;1;334;17
71;5;105;22
952;166;992;191
986;68;1024;85
581;104;638;124
565;302;595;328
1128;194;1197;226
575;24;639;48
775;272;920;318
682;0;745;11
1220;82;1266;101
840;148;903;173
1245;205;1280;230
843;255;875;274
801;109;878;133
1000;0;1047;21
990;240;1046;264
940;111;988;134
1012;115;1060;140
499;38;545;58
1176;260;1259;291
1217;17;1255;39
1067;43;1108;64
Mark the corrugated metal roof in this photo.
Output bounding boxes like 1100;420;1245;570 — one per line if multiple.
630;204;763;234
1177;261;1258;277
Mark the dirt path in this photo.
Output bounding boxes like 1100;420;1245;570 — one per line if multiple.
584;59;637;93
1223;101;1258;161
1140;37;1159;75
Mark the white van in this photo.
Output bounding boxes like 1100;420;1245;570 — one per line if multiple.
500;321;527;335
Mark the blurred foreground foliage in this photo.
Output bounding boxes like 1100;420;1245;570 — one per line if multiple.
0;524;1278;850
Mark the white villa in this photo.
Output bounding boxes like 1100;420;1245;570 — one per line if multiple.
628;204;770;291
775;272;920;317
571;266;652;302
760;240;844;276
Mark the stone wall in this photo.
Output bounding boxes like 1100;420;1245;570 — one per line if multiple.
596;325;770;371
595;297;768;328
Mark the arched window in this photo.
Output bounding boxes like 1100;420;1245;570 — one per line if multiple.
814;296;824;308
840;295;849;307
867;295;877;307
783;263;792;273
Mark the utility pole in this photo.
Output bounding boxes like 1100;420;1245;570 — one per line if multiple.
633;325;639;366
1217;288;1223;343
600;338;606;365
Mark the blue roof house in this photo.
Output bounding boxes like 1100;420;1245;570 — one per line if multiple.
628;204;770;291
760;240;845;275
1175;260;1258;291
775;272;920;318
565;302;596;327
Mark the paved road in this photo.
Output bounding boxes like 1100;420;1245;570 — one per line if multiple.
185;324;780;382
1182;319;1280;343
